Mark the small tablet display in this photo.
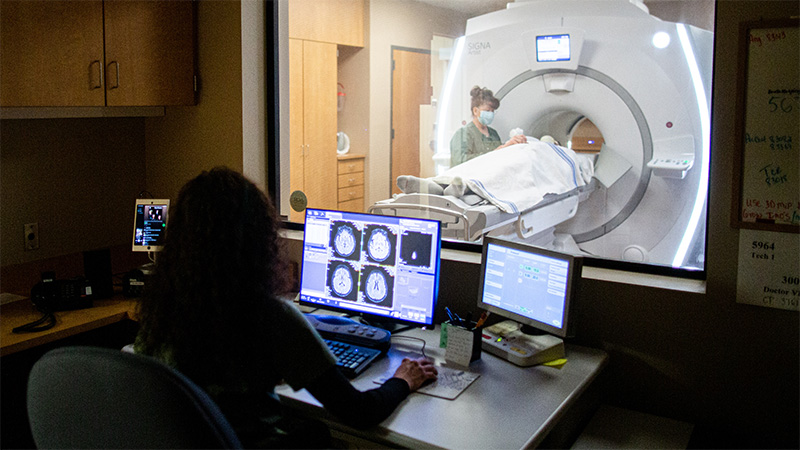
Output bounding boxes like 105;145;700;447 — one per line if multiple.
132;199;170;252
536;34;571;62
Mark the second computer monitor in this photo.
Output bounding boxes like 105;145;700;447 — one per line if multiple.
477;237;582;338
299;208;441;327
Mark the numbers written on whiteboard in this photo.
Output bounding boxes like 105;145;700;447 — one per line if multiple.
767;89;799;114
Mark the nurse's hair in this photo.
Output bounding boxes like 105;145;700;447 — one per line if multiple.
470;86;500;114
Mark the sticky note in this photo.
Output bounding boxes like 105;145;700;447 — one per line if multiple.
445;325;476;367
543;358;568;369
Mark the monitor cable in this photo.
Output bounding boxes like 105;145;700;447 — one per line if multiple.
390;335;428;358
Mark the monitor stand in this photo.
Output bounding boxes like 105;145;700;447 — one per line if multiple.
139;262;156;276
139;252;158;275
480;320;565;367
358;316;412;334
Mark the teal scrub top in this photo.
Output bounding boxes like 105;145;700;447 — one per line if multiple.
449;122;502;167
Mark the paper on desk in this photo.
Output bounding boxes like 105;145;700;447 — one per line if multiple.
0;293;26;305
374;365;480;400
444;324;475;367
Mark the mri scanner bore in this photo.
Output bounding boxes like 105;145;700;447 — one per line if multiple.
371;0;713;271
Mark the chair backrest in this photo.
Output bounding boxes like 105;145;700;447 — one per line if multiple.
27;346;242;449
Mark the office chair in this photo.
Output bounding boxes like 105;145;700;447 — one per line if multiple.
26;346;242;449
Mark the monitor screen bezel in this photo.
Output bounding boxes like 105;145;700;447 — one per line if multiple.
131;198;170;253
298;208;442;328
535;33;571;62
477;237;582;338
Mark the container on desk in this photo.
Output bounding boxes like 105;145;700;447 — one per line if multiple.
440;320;481;366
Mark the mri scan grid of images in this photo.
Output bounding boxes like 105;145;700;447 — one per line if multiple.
326;220;435;308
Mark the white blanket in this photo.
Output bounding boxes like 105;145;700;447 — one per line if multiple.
398;141;594;214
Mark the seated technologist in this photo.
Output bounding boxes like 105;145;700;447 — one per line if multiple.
134;167;437;448
450;85;527;167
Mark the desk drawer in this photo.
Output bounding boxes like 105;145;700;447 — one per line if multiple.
338;198;363;212
338;185;363;203
338;159;364;175
338;172;364;188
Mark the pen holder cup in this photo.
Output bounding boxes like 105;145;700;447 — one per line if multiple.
441;321;482;364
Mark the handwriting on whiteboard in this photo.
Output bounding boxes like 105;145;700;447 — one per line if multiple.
749;30;789;46
742;199;799;224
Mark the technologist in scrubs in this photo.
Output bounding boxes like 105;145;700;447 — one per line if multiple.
449;85;527;166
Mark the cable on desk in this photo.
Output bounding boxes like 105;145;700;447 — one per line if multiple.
390;335;427;358
12;309;56;334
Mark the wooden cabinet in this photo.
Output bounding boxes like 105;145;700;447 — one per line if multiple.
0;0;195;107
288;0;364;47
337;155;365;212
289;38;339;222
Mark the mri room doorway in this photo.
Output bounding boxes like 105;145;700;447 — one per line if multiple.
390;46;431;196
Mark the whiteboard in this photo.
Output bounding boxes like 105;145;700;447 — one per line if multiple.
732;19;799;233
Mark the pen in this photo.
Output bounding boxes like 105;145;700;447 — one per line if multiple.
445;306;456;323
475;311;490;328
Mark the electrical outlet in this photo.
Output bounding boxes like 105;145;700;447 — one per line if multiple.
24;223;39;250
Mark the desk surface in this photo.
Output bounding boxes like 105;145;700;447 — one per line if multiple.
0;297;137;357
276;326;608;449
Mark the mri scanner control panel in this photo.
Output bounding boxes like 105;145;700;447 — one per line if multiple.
647;158;694;179
649;135;697;179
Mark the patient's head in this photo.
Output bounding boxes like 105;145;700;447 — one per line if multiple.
540;135;560;145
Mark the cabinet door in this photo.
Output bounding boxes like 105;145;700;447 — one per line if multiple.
289;0;364;47
0;1;105;107
302;40;338;212
104;0;195;106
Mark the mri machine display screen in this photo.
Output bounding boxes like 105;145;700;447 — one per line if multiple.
536;34;571;62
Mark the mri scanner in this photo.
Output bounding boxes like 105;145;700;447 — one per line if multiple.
370;0;713;270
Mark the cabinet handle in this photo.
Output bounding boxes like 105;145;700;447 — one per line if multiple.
349;178;355;183
88;60;102;90
108;61;120;89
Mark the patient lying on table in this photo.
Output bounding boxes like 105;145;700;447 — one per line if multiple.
397;139;594;214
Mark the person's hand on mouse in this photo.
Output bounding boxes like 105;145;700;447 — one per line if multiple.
392;357;438;391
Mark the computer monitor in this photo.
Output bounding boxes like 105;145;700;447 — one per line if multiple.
131;199;170;252
299;208;441;328
536;33;571;62
477;237;581;338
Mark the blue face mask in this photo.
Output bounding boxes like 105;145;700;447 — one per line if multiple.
478;110;495;126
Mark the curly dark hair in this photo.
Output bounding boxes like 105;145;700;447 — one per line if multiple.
470;85;500;113
136;167;290;389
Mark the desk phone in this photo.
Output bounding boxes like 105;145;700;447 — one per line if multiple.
305;314;391;351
